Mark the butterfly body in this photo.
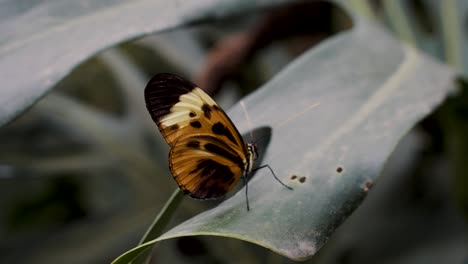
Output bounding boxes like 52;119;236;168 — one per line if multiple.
145;73;255;199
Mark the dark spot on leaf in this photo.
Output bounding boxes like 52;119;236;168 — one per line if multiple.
336;167;343;173
299;176;306;183
190;121;202;128
202;104;211;119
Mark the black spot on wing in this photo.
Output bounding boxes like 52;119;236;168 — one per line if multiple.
144;73;197;123
211;122;237;145
188;159;234;199
186;140;200;148
189;112;196;117
161;124;180;135
209;182;229;197
190;159;234;179
190;121;202;128
221;172;235;183
167;124;179;131
228;177;236;185
204;143;243;168
202;104;212;119
190;159;215;175
190;180;228;199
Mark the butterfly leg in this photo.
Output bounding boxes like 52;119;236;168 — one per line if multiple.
255;165;293;190
243;174;250;211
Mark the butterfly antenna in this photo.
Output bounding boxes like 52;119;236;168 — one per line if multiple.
242;175;250;211
276;102;320;128
240;100;254;142
254;165;293;190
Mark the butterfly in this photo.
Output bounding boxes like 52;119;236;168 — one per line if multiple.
144;73;292;210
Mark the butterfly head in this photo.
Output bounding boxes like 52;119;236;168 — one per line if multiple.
245;143;258;173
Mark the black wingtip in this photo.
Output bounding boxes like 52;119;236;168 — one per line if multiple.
144;73;197;124
146;73;197;89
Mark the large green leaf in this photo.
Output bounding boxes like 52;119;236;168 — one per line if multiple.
113;18;456;262
0;0;296;127
1;0;458;262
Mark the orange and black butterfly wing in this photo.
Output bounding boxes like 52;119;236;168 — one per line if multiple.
144;73;246;150
144;73;249;198
169;133;244;199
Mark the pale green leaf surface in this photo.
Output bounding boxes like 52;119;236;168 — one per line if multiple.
114;19;456;262
0;0;295;127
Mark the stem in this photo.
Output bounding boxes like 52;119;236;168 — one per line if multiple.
139;188;184;244
383;0;417;47
441;0;464;72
